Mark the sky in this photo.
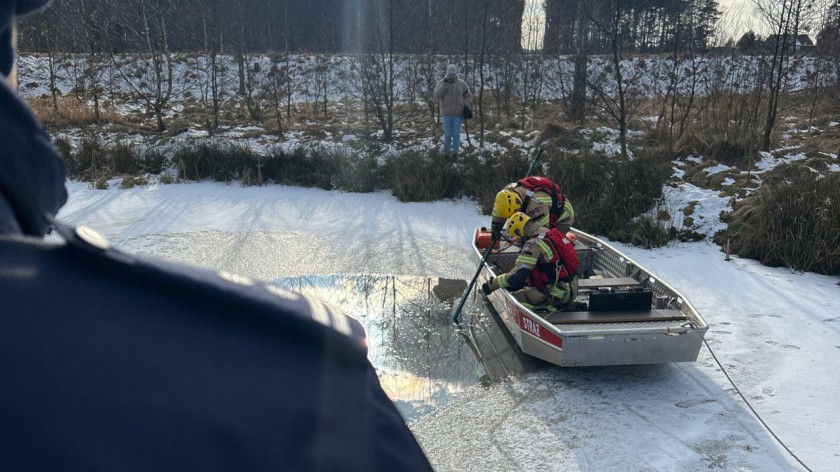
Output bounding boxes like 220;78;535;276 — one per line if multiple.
56;170;840;471
522;0;811;49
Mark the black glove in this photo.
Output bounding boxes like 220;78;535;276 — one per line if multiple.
490;222;502;241
481;277;495;295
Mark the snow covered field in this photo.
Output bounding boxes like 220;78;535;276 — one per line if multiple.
57;179;839;472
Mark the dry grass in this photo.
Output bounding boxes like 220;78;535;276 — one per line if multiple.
799;126;840;156
28;96;128;128
717;165;840;275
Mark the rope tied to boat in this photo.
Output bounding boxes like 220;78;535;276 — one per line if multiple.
704;339;813;472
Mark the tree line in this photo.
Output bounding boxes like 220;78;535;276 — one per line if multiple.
17;0;723;56
17;0;523;55
17;0;839;160
544;0;720;55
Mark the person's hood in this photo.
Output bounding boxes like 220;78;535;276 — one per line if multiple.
1;0;52;77
0;79;67;237
0;0;64;237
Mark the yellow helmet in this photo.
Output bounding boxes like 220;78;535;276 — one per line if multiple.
505;212;531;239
494;189;523;218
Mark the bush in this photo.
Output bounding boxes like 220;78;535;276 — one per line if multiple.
459;150;530;213
301;148;341;190
66;139;111;182
174;143;261;182
53;137;73;164
56;137;680;250
141;149;167;175
542;150;672;244
388;150;462;202
715;165;840;275
328;149;385;193
119;174;137;189
111;144;139;175
707;140;749;168
612;216;673;248
263;147;333;189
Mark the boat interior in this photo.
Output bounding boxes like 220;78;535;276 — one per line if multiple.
477;230;690;325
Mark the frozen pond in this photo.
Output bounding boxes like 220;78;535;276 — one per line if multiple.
274;274;483;420
87;229;488;421
56;181;838;471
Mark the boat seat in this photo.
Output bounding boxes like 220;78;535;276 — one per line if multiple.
546;308;687;324
577;277;640;289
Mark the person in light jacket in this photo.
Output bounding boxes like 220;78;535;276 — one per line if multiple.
433;64;472;157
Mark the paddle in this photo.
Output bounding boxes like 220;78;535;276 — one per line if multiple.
450;147;544;325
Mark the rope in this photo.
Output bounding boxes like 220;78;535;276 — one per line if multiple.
703;338;813;472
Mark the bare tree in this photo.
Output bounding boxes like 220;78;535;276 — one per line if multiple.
314;55;330;119
68;0;114;123
357;0;397;142
244;58;263;123
417;52;441;130
487;54;516;117
544;0;590;124
816;2;840;116
655;4;704;153
518;3;546;130
518;52;544;129
264;54;289;137
198;1;227;135
20;4;67;111
476;0;492;147
115;0;176;131
754;0;818;150
571;0;589;123
585;0;643;158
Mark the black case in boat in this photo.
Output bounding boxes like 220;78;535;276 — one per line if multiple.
588;288;653;312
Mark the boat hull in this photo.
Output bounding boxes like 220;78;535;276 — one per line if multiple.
474;228;708;368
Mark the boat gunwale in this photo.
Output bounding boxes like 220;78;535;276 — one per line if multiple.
473;228;709;338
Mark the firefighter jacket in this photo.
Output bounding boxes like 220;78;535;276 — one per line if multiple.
491;182;575;231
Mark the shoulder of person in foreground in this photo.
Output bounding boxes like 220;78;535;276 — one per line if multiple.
0;80;431;472
0;219;433;471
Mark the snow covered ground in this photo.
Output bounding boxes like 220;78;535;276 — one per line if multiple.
57;179;839;471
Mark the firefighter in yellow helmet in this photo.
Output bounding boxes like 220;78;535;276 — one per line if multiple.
482;212;579;312
490;176;574;241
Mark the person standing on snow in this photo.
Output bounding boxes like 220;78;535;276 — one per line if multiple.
433;64;472;158
0;2;432;470
482;212;580;312
490;176;575;241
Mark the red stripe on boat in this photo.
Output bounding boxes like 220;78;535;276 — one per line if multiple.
509;304;563;349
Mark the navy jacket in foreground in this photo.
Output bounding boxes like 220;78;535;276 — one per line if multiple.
0;54;431;472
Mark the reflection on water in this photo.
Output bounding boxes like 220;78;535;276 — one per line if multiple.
273;274;484;420
75;228;490;420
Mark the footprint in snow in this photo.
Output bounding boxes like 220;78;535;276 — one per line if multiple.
675;398;715;408
780;344;801;350
765;340;778;345
823;317;840;323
